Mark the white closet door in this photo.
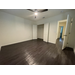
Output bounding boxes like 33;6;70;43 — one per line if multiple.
43;23;49;42
33;25;37;39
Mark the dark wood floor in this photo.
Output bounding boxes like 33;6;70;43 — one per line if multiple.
0;39;75;65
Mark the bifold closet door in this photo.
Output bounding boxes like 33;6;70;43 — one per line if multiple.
43;23;49;42
33;25;37;39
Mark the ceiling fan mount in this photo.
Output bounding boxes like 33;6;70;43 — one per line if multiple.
27;9;48;12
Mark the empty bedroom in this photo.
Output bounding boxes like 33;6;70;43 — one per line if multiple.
0;9;75;65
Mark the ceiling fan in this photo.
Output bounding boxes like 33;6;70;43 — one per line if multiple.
27;9;48;18
27;9;48;12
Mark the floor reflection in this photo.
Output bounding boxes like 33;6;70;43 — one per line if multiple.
0;39;74;65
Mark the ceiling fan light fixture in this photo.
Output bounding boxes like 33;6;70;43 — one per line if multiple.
34;12;38;16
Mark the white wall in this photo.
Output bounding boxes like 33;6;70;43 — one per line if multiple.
33;25;37;39
0;11;33;48
37;25;44;39
48;21;57;44
43;23;49;42
35;10;75;48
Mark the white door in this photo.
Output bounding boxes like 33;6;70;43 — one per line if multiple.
33;25;37;39
62;15;71;49
43;23;49;42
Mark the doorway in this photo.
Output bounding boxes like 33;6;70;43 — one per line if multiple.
57;21;66;40
59;26;63;39
37;23;49;42
56;20;67;50
37;24;44;40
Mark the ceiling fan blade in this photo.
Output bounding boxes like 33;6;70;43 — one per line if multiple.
27;9;34;12
38;9;48;12
27;9;48;12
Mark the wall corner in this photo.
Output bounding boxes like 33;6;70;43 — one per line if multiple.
0;45;1;51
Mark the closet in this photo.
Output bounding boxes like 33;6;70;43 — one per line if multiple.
37;24;44;40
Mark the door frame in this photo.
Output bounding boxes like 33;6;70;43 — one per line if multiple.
56;19;67;41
